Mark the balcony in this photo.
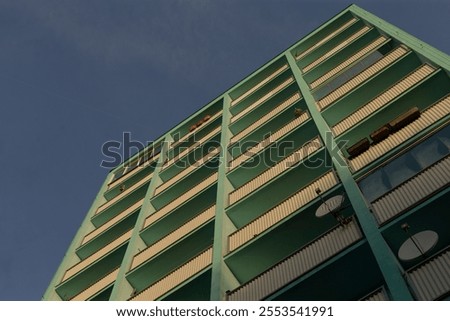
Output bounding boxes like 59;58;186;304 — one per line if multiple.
372;155;450;225
407;246;450;300
227;219;363;300
132;206;215;270
70;268;119;301
310;35;390;90
228;111;311;173
317;45;410;110
229;137;322;205
129;247;213;301
349;95;450;173
228;170;338;252
360;287;389;301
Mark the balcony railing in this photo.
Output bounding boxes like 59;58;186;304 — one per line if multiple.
407;247;450;300
170;110;222;150
360;287;389;301
70;268;119;301
82;199;143;246
230;93;301;145
371;154;450;225
62;230;133;282
228;171;338;252
295;18;358;61
131;206;215;270
310;35;389;89
302;26;371;73
229;112;310;170
163;127;221;169
130;247;213;301
227;219;362;301
143;172;218;229
97;174;151;214
155;148;220;196
317;46;410;110
229;137;322;205
231;77;295;124
350;95;450;172
231;65;289;106
332;64;437;136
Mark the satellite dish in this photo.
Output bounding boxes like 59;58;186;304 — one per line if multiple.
315;195;345;218
398;230;438;261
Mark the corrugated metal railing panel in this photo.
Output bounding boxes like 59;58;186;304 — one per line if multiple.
82;199;143;245
333;64;437;136
170;110;222;150
131;206;216;270
108;154;159;190
230;93;301;145
231;65;289;106
361;287;389;301
97;174;151;214
318;46;410;110
408;248;450;301
228;171;338;252
350;95;450;172
231;77;295;124
155;148;220;195
164;127;221;169
310;36;388;89
63;230;132;282
228;220;362;301
143;173;218;229
295;18;358;61
372;155;450;225
130;247;213;301
70;268;119;301
229;112;310;170
229;138;322;204
302;26;371;73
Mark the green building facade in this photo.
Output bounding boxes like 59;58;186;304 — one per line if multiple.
44;5;450;301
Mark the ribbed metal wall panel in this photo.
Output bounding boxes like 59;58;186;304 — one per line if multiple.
228;171;338;252
170;110;222;150
62;230;132;282
82;199;144;245
231;77;295;123
332;64;436;136
408;248;450;300
318;46;410;110
295;18;358;61
155;148;220;195
229;112;310;170
231;65;289;106
230;93;301;145
164;127;221;169
130;247;213;301
302;26;371;73
70;268;119;301
108;153;159;190
227;220;362;301
143;173;218;229
229;138;322;204
361;287;389;301
372;155;450;225
131;206;215;270
350;95;450;172
310;36;388;89
97;174;151;214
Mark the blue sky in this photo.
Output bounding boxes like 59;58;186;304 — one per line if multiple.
0;0;449;300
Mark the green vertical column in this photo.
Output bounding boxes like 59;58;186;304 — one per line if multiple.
286;53;413;300
42;170;114;300
210;94;240;301
109;136;168;300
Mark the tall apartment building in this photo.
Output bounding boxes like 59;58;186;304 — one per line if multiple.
44;5;450;301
